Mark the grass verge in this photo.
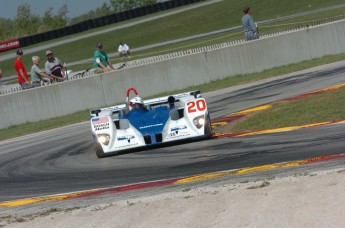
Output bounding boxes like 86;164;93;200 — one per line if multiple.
1;52;345;141
230;85;345;133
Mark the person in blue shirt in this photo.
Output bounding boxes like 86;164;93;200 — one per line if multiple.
242;6;258;41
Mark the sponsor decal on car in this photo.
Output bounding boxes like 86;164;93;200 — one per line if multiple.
115;142;140;149
92;117;110;131
92;117;109;125
174;93;192;98
169;125;190;138
169;132;177;137
94;123;110;131
117;135;135;142
168;132;191;138
171;125;187;132
139;123;163;129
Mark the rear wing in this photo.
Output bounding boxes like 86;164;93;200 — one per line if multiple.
90;90;201;117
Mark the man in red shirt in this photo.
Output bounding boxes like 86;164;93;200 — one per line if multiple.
14;50;31;89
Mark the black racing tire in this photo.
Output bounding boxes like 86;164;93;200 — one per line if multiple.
204;113;212;136
95;142;106;158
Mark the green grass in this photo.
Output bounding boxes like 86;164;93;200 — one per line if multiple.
0;0;344;76
1;52;345;141
230;86;345;133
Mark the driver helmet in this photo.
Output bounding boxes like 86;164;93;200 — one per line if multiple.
128;96;144;110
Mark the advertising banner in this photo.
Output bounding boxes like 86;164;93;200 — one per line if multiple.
0;39;20;52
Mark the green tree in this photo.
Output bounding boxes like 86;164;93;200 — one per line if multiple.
40;8;54;32
14;3;32;36
69;2;112;25
53;4;68;28
110;0;157;12
39;5;68;31
0;18;14;40
14;3;42;37
94;3;112;17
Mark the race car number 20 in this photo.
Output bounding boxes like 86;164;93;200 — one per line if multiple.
187;99;206;113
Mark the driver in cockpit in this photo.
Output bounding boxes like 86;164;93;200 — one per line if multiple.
128;96;147;111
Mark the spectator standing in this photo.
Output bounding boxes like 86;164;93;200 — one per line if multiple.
242;6;258;41
45;50;65;82
118;41;131;59
14;50;31;89
93;42;115;73
31;56;53;88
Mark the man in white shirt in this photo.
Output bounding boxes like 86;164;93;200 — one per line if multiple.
118;41;131;59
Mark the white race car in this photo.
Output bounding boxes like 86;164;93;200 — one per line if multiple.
90;88;212;158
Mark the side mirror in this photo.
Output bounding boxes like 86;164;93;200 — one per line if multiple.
168;96;175;109
90;109;101;117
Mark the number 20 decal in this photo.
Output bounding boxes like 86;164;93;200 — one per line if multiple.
187;99;206;113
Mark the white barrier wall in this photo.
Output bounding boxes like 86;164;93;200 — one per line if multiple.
307;21;345;58
0;20;345;129
1;78;107;126
206;30;312;80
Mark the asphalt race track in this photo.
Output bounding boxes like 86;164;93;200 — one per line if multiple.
1;61;345;202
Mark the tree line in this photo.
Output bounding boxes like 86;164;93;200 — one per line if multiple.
0;0;156;41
